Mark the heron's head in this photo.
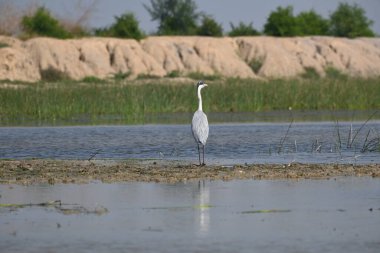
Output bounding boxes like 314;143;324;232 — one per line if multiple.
196;80;208;89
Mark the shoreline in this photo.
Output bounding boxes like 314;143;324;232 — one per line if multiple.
1;159;379;185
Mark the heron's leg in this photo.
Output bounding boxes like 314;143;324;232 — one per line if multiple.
197;143;201;165
202;144;206;166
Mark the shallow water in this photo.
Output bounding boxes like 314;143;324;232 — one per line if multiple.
0;121;379;164
1;178;379;253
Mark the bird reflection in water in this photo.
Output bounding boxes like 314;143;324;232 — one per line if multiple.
197;180;210;236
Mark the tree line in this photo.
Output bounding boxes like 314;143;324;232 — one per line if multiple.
1;0;376;40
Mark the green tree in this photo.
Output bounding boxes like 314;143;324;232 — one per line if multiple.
228;22;260;36
95;13;145;40
329;3;374;38
197;16;223;37
264;6;299;36
144;0;200;35
296;10;329;36
21;7;71;38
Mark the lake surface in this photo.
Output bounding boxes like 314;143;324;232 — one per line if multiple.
1;121;379;164
1;178;379;253
1;112;379;252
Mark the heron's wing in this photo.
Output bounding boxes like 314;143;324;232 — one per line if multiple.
191;111;209;145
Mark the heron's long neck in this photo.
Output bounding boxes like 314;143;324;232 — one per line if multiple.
197;87;203;111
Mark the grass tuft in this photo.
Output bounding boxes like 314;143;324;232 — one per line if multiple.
301;67;320;79
40;67;69;82
248;56;265;74
325;66;348;80
187;72;221;81
136;74;160;80
81;76;105;84
166;70;181;78
113;71;131;81
0;42;10;48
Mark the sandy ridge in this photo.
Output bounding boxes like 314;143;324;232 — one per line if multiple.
1;36;380;82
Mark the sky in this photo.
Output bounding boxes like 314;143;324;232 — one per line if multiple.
13;0;380;35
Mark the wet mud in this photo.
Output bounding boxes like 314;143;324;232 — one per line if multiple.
1;159;379;185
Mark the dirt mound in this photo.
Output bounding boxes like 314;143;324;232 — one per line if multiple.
236;36;380;78
1;36;380;82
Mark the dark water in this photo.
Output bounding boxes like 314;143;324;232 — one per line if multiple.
0;121;379;164
1;178;379;253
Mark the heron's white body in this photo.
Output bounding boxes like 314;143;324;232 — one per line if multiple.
192;110;209;145
191;81;209;165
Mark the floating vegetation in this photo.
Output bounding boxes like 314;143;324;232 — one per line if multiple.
0;200;108;215
0;200;62;208
142;204;214;211
242;209;291;214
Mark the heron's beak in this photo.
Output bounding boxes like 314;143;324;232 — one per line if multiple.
204;83;208;87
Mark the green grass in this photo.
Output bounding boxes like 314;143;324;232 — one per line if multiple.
248;56;265;74
0;42;10;48
40;67;70;82
166;70;181;78
186;72;222;81
1;77;379;125
81;76;106;84
113;71;131;81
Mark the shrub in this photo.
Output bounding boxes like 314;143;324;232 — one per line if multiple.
166;70;181;78
113;71;131;80
62;23;89;37
197;16;223;37
324;66;348;80
21;7;72;38
296;10;329;36
264;6;300;36
95;13;145;40
0;42;10;48
40;67;69;82
248;56;265;74
228;22;260;36
81;76;104;83
301;67;320;79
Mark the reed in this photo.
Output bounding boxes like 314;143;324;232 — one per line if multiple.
1;77;380;125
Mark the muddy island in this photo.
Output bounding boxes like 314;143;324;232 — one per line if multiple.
1;159;379;185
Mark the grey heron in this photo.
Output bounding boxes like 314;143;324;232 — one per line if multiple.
191;80;209;166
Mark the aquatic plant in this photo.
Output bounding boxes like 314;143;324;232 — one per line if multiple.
0;77;379;125
361;136;380;152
